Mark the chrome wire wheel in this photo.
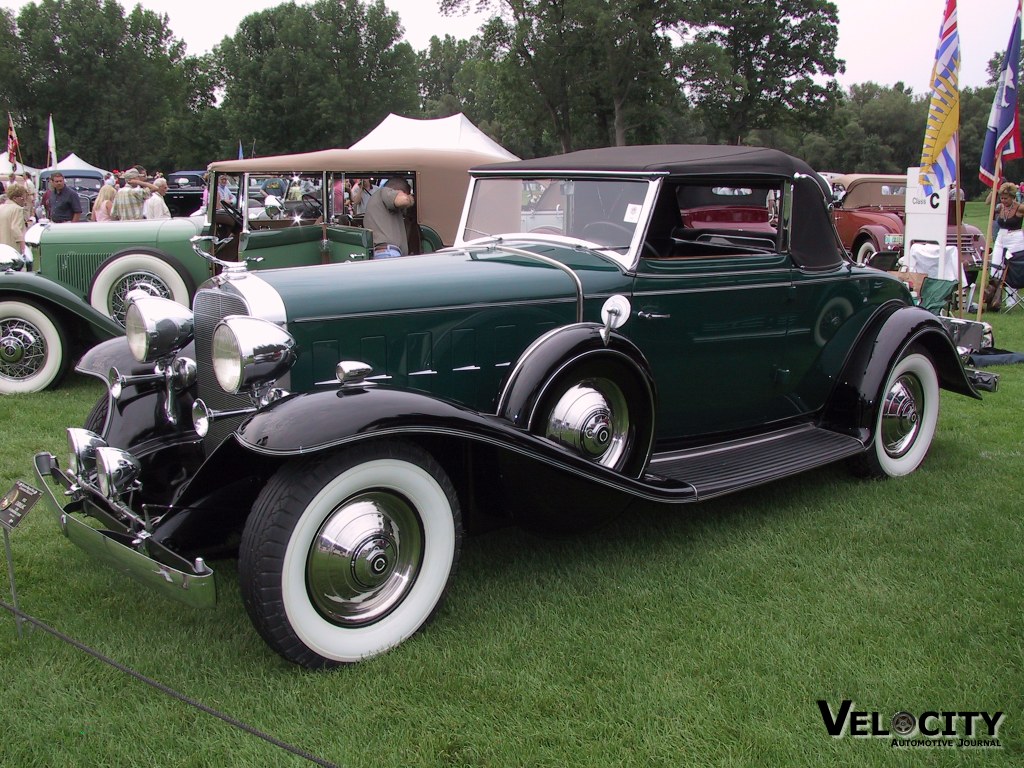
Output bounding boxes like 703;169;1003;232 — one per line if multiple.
0;316;46;381
89;252;192;326
306;490;424;627
109;271;172;326
0;301;67;393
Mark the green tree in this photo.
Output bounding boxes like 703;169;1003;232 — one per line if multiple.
675;0;844;145
12;0;203;171
217;0;419;156
0;10;23;117
441;0;683;152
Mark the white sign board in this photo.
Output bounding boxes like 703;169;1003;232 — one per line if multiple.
904;167;948;251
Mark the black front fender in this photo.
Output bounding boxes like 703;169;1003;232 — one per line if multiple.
77;336;198;380
233;385;696;502
77;336;200;451
237;385;522;455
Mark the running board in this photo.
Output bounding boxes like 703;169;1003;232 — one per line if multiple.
645;425;865;501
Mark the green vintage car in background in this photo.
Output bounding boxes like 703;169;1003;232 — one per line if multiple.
35;145;986;668
0;147;496;393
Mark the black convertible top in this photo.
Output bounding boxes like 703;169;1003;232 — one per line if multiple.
475;144;842;269
475;144;819;181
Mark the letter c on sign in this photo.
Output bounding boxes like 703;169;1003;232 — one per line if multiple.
930;193;940;210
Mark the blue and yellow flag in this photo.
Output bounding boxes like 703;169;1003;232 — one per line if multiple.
920;0;960;195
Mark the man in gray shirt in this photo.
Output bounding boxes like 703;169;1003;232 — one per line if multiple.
363;177;415;258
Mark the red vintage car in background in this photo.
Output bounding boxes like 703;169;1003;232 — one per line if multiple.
830;173;985;265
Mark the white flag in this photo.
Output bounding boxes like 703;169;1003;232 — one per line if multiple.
47;115;57;167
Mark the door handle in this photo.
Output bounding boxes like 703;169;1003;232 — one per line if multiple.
637;311;671;319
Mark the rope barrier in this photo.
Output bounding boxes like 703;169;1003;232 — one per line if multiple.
0;598;341;768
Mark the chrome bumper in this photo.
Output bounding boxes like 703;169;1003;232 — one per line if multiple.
33;452;216;609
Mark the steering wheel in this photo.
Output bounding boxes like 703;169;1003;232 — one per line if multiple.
581;220;658;259
219;199;244;227
301;193;324;219
581;220;633;243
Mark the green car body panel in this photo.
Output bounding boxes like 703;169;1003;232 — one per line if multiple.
2;146;497;392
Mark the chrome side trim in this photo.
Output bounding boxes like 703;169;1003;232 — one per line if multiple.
494;324;580;416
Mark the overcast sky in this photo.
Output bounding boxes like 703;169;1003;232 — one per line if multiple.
0;0;1017;95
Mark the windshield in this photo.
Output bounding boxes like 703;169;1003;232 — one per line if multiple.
59;176;102;193
462;177;652;252
843;181;906;209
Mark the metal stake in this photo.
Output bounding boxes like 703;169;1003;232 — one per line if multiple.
3;527;23;638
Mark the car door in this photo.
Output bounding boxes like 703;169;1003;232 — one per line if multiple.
625;251;800;441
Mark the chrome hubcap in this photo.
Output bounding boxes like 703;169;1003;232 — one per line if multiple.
0;320;44;380
111;272;171;325
306;491;423;626
880;373;923;458
546;377;629;468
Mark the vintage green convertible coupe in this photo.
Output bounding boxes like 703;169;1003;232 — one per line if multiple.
34;145;984;668
0;147;493;393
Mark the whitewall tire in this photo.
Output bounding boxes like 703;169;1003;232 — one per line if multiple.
239;440;462;668
855;240;877;265
857;350;940;478
89;252;191;326
0;300;68;394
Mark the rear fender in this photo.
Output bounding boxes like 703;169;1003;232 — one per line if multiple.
823;304;979;440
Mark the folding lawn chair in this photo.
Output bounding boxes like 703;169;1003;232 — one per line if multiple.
988;251;1024;313
918;277;958;315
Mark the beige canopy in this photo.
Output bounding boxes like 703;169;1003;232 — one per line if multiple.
208;148;503;245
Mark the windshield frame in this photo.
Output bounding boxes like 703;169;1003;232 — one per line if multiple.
456;172;663;270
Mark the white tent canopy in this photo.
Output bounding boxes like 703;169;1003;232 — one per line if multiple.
351;113;518;160
43;152;109;176
0;158;40;177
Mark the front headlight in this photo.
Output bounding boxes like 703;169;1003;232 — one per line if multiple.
212;316;296;394
94;447;141;499
67;428;107;477
0;244;23;271
125;296;194;363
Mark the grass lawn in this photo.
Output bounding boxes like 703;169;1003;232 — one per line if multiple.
1;312;1021;767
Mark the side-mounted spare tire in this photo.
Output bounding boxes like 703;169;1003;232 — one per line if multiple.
529;355;654;477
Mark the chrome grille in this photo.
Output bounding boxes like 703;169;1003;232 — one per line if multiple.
194;288;252;448
54;252;107;293
947;233;981;259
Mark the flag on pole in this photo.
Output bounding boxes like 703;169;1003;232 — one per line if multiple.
238;140;244;160
7;113;19;166
46;114;57;167
919;0;961;195
979;0;1023;187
